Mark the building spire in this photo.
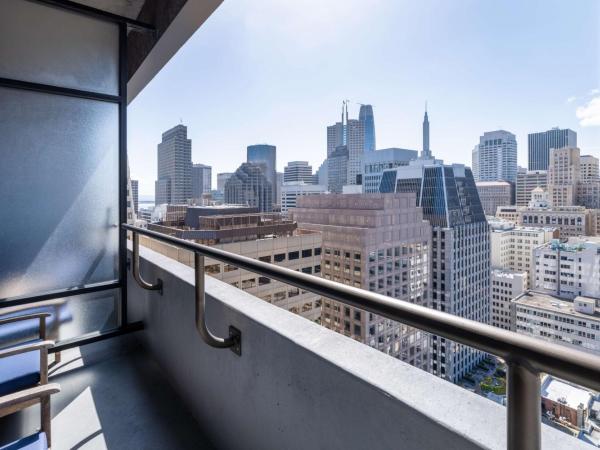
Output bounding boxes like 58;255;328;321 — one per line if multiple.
422;104;431;159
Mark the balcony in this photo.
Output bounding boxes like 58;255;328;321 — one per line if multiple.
1;242;592;449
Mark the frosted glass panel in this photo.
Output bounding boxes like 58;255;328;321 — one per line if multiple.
0;0;119;95
0;290;120;344
0;88;119;300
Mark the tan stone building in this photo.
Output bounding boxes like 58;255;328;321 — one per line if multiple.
475;181;513;216
580;155;599;182
142;208;323;322
518;206;595;237
548;147;580;207
292;193;431;371
516;170;547;206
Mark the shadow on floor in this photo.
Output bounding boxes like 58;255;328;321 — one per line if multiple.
0;335;215;450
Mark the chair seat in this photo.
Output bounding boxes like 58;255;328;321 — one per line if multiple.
0;343;40;396
0;432;47;450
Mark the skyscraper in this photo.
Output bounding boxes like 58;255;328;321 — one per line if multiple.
293;193;431;371
283;161;314;183
548;147;580;206
528;127;577;171
247;144;277;204
516;170;548;206
345;117;365;186
422;108;431;159
474;130;517;183
131;179;139;214
327;103;346;157
471;146;479;181
326;101;366;187
358;104;376;153
327;145;349;194
155;124;192;205
191;163;212;199
217;172;234;193
379;142;490;382
224;162;273;212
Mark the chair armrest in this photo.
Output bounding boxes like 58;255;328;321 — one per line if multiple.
0;383;60;410
0;313;51;326
0;299;65;317
0;340;54;359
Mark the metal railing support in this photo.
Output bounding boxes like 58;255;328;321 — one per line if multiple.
132;233;163;294
507;362;541;450
195;253;241;355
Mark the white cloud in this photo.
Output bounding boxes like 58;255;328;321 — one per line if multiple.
589;88;600;95
576;96;600;127
566;96;577;103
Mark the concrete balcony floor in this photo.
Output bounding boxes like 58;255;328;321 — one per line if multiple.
0;338;214;450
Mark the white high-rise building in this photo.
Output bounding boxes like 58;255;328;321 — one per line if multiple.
490;222;556;289
474;130;517;183
513;291;600;355
280;182;326;217
491;269;527;330
533;237;600;299
283;161;314;184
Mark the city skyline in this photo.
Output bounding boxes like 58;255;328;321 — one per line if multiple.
128;0;599;196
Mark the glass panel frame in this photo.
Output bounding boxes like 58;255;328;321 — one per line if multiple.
0;1;129;349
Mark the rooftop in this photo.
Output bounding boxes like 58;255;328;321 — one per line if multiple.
541;375;593;410
513;291;600;320
544;236;600;252
475;181;512;187
491;269;527;280
490;223;557;233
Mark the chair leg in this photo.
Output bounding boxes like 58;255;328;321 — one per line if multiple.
54;351;61;365
41;395;51;447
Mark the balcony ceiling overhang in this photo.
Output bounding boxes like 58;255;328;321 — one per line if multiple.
71;0;223;104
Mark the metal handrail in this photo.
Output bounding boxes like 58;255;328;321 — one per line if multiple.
123;223;600;450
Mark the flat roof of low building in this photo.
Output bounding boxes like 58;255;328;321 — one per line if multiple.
475;181;512;187
541;375;592;410
491;268;527;279
513;291;600;320
490;224;556;233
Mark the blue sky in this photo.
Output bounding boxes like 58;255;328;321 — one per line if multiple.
128;0;599;196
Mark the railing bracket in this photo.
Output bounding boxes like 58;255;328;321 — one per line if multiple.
132;232;163;295
229;326;242;356
195;253;240;354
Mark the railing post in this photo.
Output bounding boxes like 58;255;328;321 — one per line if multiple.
132;232;163;294
195;252;241;355
507;362;541;450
